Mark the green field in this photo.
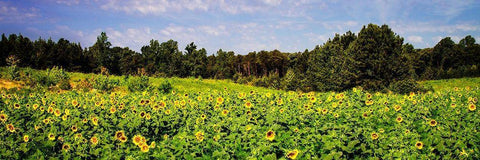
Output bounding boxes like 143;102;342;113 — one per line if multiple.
0;69;479;159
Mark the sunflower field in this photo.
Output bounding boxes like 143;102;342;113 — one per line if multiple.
0;76;479;159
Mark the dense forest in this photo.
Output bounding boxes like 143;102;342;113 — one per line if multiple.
1;24;479;93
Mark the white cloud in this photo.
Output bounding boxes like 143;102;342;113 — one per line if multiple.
390;22;480;34
407;35;423;43
304;32;329;44
56;0;81;5
262;0;282;6
100;0;204;15
0;2;39;23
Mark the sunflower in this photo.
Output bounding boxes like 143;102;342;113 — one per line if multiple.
33;104;39;110
145;113;152;120
6;123;15;132
195;131;204;142
246;125;252;131
415;141;423;149
286;149;299;159
245;101;252;108
109;106;116;114
133;135;143;145
277;99;284;105
394;105;401;111
371;132;379;140
396;116;403;123
14;103;20;109
149;141;156;149
48;133;55;141
119;136;127;143
91;117;99;126
266;130;275;141
366;93;372;99
73;134;83;141
237;93;245;99
35;125;40;131
216;97;224;104
71;125;78;132
23;135;29;142
165;109;171;115
221;110;229;116
62;144;70;152
201;114;207;120
362;112;369;118
139;111;146;118
0;113;7;122
469;103;476;111
405;130;410;134
90;136;99;146
62;115;68;121
152;105;160;111
365;100;373;106
429;119;437;127
72;100;78;107
115;130;125;140
379;128;385;133
279;109;285;113
321;109;328;115
47;106;54;113
140;144;149;152
450;103;456;108
158;101;166;109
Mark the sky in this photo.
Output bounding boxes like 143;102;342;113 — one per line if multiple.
1;0;480;55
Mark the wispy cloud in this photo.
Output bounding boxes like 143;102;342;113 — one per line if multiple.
0;2;39;23
407;35;423;43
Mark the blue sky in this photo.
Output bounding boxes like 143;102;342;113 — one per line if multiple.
1;0;479;54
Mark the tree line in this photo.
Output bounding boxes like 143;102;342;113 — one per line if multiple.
1;24;479;93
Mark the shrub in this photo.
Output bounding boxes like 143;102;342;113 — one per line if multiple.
58;80;72;90
388;79;429;94
6;66;20;81
21;67;71;89
75;78;92;92
127;76;150;92
92;75;119;92
158;80;172;94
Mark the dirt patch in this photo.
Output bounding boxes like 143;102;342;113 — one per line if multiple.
0;79;22;89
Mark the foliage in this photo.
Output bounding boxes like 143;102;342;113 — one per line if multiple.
1;24;480;93
127;76;151;92
388;79;430;94
0;74;479;159
91;75;119;92
158;80;172;94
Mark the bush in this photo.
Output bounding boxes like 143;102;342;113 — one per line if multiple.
75;78;92;92
127;76;150;92
58;80;72;90
92;75;119;92
388;79;429;94
158;80;172;94
21;67;71;89
6;66;20;81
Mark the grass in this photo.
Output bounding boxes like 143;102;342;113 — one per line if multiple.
69;71;284;94
2;67;480;94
